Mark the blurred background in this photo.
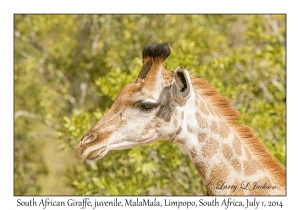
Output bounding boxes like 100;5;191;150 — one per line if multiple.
14;14;286;195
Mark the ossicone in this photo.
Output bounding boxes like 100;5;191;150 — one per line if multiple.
142;42;171;63
138;42;171;79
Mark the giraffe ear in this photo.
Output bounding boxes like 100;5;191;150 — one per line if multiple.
172;67;192;104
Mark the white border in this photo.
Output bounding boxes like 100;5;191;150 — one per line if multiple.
2;0;299;209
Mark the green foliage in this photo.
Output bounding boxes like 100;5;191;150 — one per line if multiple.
14;14;285;195
14;118;49;195
69;141;201;195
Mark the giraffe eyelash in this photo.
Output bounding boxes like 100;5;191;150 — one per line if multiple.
140;102;156;111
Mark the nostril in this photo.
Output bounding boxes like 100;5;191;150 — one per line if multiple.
81;132;98;143
90;133;96;140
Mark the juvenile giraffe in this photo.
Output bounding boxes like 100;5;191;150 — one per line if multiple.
76;43;286;195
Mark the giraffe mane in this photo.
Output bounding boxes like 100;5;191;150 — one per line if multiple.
191;76;286;189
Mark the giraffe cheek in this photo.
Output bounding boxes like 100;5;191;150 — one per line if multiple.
141;127;152;136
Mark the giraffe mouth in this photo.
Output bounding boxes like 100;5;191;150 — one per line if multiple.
85;146;108;161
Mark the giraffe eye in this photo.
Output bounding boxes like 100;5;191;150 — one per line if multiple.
141;102;156;110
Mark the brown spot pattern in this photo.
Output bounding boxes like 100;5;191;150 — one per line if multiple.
141;127;148;136
211;120;219;134
222;144;233;161
198;133;208;142
207;187;214;196
252;177;273;195
233;137;242;156
210;163;229;185
249;177;272;195
232;179;244;195
196;112;208;128
175;138;185;144
190;146;198;159
195;161;208;179
210;120;229;138
231;158;242;173
200;101;210;115
219;121;229;138
143;121;157;135
249;189;269;196
173;118;178;127
243;159;259;176
181;111;184;120
176;126;182;135
201;138;219;158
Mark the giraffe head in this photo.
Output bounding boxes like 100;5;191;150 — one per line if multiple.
76;43;195;162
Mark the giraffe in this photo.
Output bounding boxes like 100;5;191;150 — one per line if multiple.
76;42;286;195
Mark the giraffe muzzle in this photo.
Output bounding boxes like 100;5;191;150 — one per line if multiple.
76;131;112;161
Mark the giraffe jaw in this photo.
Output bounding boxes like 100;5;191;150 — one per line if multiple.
77;142;108;162
86;146;108;160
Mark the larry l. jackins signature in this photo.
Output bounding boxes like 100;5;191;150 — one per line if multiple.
207;181;276;192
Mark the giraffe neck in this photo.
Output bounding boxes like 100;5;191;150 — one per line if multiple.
173;95;285;195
